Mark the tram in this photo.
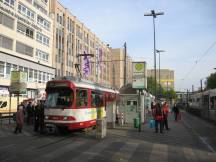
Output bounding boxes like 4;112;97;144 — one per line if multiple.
44;76;119;131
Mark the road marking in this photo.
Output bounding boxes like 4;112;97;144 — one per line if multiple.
182;120;215;153
199;136;215;153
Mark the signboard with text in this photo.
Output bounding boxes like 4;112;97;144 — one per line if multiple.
9;71;27;94
132;62;147;89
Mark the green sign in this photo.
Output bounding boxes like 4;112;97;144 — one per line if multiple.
132;62;147;89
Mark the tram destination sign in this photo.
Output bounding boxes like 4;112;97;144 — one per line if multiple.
132;62;147;89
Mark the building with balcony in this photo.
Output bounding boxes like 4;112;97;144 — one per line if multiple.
0;0;55;97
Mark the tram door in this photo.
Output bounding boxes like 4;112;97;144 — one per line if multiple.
125;100;138;123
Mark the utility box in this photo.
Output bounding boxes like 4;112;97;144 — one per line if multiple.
106;102;116;128
96;117;107;139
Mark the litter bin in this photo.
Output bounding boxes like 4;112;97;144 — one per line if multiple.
133;118;140;128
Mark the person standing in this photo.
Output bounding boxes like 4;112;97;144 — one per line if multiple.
14;105;25;134
162;101;170;130
173;103;180;121
152;103;164;133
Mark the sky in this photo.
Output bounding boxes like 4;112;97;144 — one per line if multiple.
60;0;216;91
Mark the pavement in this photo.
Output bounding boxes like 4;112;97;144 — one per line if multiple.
0;111;216;162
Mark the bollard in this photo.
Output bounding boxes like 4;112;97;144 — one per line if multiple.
121;112;124;125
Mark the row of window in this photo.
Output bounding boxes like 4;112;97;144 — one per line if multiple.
1;0;50;30
18;3;35;20
36;32;50;46
0;11;50;45
0;61;54;83
36;49;49;62
1;0;15;8
0;34;49;61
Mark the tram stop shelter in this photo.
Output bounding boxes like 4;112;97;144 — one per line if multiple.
119;84;150;125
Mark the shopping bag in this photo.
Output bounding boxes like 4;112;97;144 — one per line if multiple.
149;119;155;128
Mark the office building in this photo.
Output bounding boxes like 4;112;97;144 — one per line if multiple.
0;0;55;97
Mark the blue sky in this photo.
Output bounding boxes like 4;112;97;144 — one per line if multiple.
60;0;216;91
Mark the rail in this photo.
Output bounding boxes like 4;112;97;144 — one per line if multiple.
0;112;14;128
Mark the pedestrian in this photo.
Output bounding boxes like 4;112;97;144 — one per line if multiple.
173;103;180;121
152;103;164;133
162;101;170;130
26;102;31;125
14;105;24;134
33;101;40;132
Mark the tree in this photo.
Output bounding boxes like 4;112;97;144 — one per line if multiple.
147;77;177;99
206;72;216;89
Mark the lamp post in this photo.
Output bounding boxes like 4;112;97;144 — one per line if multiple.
144;10;164;101
156;49;165;99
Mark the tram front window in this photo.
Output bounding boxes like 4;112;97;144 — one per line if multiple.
45;88;74;108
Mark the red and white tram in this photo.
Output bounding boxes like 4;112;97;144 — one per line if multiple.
44;77;118;131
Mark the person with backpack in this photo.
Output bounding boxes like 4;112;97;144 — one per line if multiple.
152;103;164;133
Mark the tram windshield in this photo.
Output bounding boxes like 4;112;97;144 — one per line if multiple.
45;88;74;108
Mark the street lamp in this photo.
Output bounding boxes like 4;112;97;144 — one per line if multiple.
144;10;164;100
156;49;165;98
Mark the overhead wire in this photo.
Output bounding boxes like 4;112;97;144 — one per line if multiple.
180;41;216;90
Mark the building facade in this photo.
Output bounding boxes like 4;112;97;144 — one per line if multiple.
110;48;132;89
50;0;111;86
0;0;55;97
147;69;174;90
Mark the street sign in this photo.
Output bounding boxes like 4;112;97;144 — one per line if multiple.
9;71;27;94
132;62;147;89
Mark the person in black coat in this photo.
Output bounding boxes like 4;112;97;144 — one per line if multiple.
173;103;179;121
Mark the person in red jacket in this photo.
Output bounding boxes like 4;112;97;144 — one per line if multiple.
162;101;170;130
152;103;164;133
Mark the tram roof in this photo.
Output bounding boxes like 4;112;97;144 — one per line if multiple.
52;76;119;94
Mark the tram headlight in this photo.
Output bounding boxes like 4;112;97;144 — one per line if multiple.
45;116;49;120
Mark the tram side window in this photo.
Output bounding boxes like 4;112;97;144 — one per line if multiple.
210;96;216;109
76;89;88;107
91;91;103;107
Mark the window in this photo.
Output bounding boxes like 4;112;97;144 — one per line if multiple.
33;1;47;15
0;61;5;77
17;22;34;38
0;12;14;29
16;41;33;56
6;63;11;76
0;35;13;50
36;32;50;46
76;89;88;107
36;49;49;62
91;91;103;107
45;88;74;108
34;70;38;82
28;69;33;82
37;15;50;30
18;3;35;20
4;0;15;8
